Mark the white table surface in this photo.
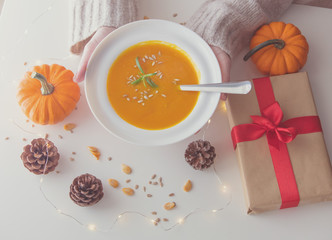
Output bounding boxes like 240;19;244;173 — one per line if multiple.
0;1;331;240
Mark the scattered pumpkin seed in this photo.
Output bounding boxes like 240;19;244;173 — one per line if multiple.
164;202;176;210
183;180;192;192
122;187;134;196
121;164;132;174
108;179;119;188
64;123;76;131
88;146;100;160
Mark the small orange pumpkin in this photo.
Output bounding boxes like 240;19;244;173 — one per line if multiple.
244;22;309;76
17;64;80;125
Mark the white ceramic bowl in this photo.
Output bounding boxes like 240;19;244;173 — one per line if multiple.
85;19;221;146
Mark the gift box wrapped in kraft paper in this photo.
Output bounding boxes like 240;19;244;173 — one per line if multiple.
226;72;332;214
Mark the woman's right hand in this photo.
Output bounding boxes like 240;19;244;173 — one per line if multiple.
74;26;116;82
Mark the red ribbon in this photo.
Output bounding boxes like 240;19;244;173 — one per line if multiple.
231;77;322;209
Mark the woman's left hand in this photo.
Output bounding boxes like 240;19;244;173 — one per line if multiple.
210;45;231;101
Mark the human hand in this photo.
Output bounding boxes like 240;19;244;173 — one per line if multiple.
210;45;231;101
74;26;117;82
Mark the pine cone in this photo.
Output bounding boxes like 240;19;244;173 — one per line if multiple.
185;140;216;170
69;173;104;207
20;138;60;175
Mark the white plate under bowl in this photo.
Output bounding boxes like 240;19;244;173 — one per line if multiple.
85;19;221;146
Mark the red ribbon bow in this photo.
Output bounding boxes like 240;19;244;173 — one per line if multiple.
231;77;322;209
250;101;297;150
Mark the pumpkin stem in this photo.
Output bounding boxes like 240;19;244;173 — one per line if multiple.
31;72;54;95
243;39;285;61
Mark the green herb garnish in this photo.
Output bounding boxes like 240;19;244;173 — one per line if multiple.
131;57;158;88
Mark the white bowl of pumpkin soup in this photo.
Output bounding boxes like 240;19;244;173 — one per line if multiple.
85;20;221;146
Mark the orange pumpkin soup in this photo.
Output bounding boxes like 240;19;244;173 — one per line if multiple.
107;40;199;130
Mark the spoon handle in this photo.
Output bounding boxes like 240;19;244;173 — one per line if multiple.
179;81;252;94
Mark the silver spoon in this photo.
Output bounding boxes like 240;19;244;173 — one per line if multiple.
179;80;252;94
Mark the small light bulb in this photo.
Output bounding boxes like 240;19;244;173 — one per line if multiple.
219;101;227;112
87;224;96;231
221;185;228;193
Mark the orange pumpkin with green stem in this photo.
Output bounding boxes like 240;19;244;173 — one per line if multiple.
17;64;80;125
244;22;309;76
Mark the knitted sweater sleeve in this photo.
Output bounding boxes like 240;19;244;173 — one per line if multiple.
69;0;137;54
186;0;293;58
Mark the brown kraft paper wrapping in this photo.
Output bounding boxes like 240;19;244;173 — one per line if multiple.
226;72;332;214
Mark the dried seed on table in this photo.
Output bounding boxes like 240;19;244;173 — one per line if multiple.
55;170;60;174
108;179;119;188
126;179;131;183
153;182;158;185
72;152;76;155
135;185;139;190
151;174;156;179
164;202;176;210
121;164;132;174
44;133;49;139
151;211;157;215
70;157;75;161
58;135;63;139
143;186;146;192
169;193;175;197
160;182;164;187
147;194;152;198
22;138;27;141
155;218;160;223
64;123;76;131
4;137;9;140
122;187;134;196
88;146;101;160
173;13;178;17
183;180;192;192
163;218;169;222
108;157;112;161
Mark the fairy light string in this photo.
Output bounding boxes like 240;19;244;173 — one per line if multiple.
12;111;232;232
7;2;232;233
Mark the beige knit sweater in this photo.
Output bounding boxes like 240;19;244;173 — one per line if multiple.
69;0;332;57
